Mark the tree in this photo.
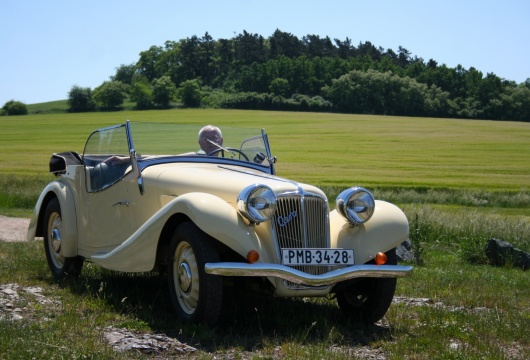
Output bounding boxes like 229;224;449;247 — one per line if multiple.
334;37;353;59
130;81;154;109
234;30;266;66
67;85;95;112
152;76;177;107
178;36;200;82
356;41;382;61
93;81;127;109
397;46;412;67
137;45;164;82
524;78;530;90
111;63;137;85
217;38;234;72
2;100;28;115
269;78;290;97
198;32;216;85
322;69;451;117
269;29;303;59
502;85;530;121
302;35;336;58
178;79;202;107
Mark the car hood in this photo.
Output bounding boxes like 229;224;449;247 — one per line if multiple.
145;162;326;203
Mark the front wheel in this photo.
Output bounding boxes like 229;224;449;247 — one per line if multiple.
167;222;223;325
43;198;83;279
335;248;398;324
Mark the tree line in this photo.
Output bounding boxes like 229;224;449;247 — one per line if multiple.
3;30;529;121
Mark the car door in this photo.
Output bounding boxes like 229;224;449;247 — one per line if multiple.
77;124;138;253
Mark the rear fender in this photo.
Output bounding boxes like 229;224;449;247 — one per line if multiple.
329;200;409;264
27;180;78;257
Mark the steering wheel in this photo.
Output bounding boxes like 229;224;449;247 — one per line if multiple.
207;148;250;161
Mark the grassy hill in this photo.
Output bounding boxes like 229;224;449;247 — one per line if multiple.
26;99;69;113
25;98;140;114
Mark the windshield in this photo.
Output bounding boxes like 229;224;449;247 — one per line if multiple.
129;121;274;170
82;121;276;192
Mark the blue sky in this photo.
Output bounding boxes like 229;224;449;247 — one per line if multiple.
1;0;529;105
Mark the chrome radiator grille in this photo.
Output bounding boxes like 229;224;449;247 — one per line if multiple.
273;193;329;286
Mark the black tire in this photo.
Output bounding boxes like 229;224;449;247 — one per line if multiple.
167;222;223;326
336;248;398;324
43;198;83;279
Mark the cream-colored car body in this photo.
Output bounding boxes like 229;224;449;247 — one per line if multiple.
28;122;411;299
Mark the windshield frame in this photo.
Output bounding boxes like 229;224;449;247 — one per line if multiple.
84;121;276;176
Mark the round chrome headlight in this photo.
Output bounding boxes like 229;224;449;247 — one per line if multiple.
237;185;277;223
336;187;375;224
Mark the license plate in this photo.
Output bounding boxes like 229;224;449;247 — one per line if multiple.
282;249;354;266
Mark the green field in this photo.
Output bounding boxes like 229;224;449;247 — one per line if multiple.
1;109;529;190
1;109;529;359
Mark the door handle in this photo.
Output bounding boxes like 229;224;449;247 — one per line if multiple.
112;200;130;207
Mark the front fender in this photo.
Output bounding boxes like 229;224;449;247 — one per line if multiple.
330;200;409;264
26;180;78;257
91;192;271;272
167;193;272;263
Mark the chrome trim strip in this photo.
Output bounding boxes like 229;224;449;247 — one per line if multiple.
261;129;275;175
205;262;413;287
137;157;271;174
126;120;144;195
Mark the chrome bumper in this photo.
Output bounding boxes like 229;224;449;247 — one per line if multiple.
205;262;413;287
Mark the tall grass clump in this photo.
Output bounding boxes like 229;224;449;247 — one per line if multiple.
403;204;530;265
373;187;530;209
318;186;530;209
0;174;52;214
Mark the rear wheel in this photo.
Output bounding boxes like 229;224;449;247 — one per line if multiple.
335;248;397;324
43;198;83;279
167;222;223;325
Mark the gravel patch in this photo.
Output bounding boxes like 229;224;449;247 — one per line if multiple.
0;216;31;242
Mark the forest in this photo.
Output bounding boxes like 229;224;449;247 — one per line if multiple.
6;29;529;121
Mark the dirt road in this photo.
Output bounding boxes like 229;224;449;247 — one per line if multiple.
0;216;30;242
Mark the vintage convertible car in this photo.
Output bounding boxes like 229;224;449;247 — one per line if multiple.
28;120;412;325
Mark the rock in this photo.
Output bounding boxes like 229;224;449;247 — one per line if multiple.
396;239;415;262
104;326;197;354
485;238;530;270
2;288;18;297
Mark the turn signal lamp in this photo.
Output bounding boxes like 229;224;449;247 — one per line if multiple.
247;250;260;263
375;252;387;265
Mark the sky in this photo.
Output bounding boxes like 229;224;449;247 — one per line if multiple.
1;0;529;105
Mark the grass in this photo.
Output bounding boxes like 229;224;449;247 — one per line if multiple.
1;108;529;358
25;99;138;114
1;241;528;359
1;109;529;189
26;100;69;114
390;245;530;359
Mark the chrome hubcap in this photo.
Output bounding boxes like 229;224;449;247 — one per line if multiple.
178;262;192;292
173;241;199;315
51;228;61;253
47;211;65;269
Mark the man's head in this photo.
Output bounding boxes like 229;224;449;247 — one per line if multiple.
198;125;223;155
